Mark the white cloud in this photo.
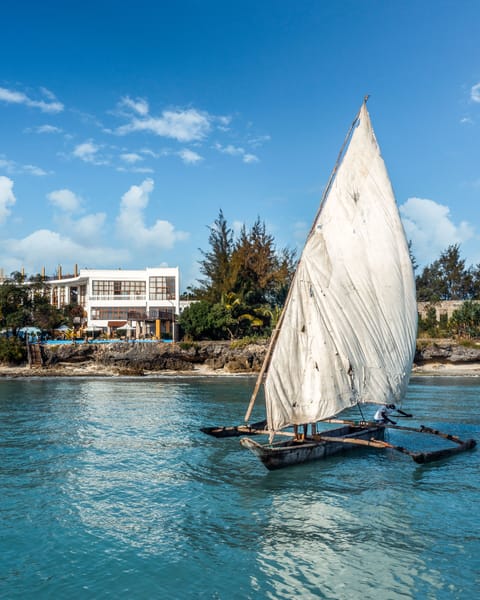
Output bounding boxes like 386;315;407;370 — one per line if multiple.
0;157;16;174
0;86;63;113
117;166;154;174
120;152;143;164
73;141;105;164
471;83;480;103
116;179;189;249
140;148;159;158
214;142;259;164
0;155;48;176
400;197;474;265
45;188;107;245
39;87;56;100
217;115;232;127
215;143;244;156
216;115;232;132
0;176;16;224
119;96;149;116
45;188;108;245
3;229;128;274
32;124;63;134
68;213;107;244
248;134;271;147
23;164;48;176
48;189;82;212
73;141;98;160
178;149;202;164
232;220;244;237
115;108;211;142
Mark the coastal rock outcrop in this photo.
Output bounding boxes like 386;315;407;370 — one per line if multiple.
6;339;480;377
414;340;480;365
41;340;268;375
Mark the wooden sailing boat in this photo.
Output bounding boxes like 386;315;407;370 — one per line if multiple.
202;99;476;469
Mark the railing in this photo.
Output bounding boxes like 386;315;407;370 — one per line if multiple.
89;295;176;302
89;295;146;302
149;295;176;301
127;311;176;321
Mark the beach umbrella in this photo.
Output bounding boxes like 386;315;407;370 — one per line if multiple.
118;323;136;331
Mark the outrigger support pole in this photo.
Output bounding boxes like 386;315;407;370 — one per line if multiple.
317;422;476;464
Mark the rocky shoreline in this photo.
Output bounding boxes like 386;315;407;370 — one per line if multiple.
0;340;266;378
1;339;480;378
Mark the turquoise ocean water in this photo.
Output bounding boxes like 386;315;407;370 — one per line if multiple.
0;376;478;599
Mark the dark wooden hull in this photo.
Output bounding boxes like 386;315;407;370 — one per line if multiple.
240;424;385;470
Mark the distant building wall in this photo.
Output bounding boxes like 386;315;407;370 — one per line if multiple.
417;300;465;321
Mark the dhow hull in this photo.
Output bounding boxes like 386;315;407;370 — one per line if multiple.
240;424;385;470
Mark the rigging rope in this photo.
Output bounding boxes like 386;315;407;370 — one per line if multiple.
356;402;366;422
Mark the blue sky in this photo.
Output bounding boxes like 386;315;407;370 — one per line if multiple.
1;0;479;290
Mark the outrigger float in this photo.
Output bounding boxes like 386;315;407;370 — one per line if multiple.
240;421;476;470
203;419;476;470
201;99;476;470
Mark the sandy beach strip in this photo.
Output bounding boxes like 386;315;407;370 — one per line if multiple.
1;361;480;378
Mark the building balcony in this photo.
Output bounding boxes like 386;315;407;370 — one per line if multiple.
89;294;147;302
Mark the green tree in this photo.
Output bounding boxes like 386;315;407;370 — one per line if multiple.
193;210;234;303
418;305;439;337
0;271;72;335
179;301;210;339
469;264;480;299
416;263;445;302
0;271;33;335
408;240;418;272
185;210;296;340
449;301;480;338
416;244;472;301
179;300;235;340
230;217;296;307
438;244;470;300
0;337;27;364
29;276;66;331
220;292;270;338
32;294;64;331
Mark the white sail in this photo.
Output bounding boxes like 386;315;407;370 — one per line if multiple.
264;103;417;432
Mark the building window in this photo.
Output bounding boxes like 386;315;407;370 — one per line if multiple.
92;280;146;297
92;281;113;296
91;307;139;320
79;285;87;306
149;276;176;300
149;306;175;319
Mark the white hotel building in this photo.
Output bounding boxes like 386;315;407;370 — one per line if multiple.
47;266;180;339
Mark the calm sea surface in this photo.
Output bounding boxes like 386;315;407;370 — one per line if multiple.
0;376;478;599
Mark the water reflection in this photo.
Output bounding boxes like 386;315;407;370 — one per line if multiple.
0;376;478;599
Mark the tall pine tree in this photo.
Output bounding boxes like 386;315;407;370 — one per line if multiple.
193;210;234;303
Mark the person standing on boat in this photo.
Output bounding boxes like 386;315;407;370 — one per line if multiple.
374;404;397;425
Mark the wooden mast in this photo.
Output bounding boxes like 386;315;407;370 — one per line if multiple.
244;308;286;422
